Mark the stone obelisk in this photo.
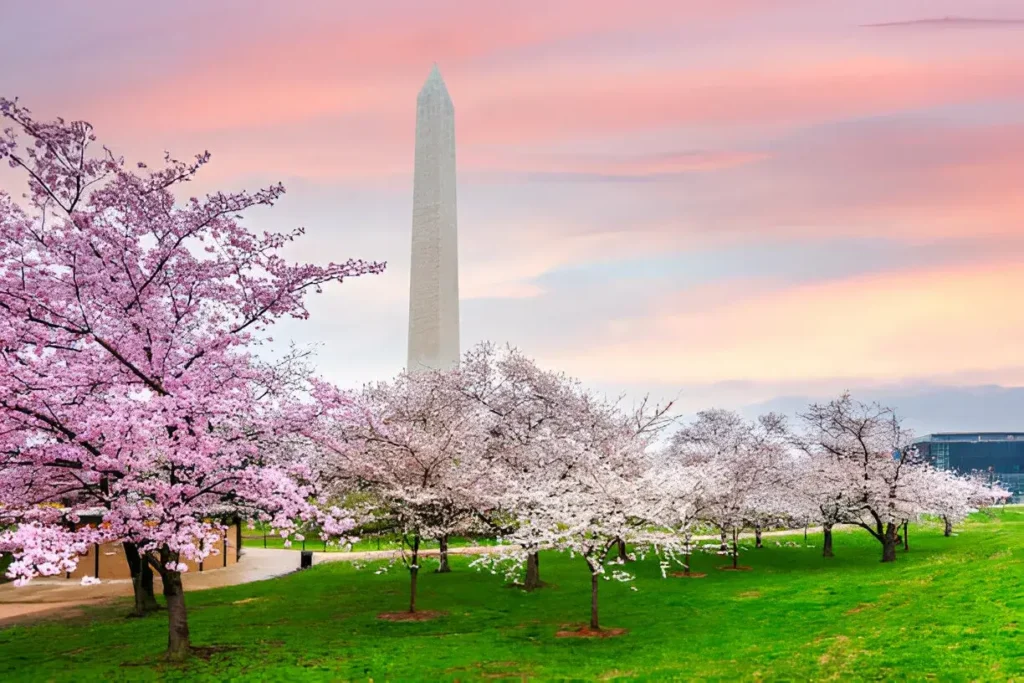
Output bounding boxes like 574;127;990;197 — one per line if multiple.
407;65;460;374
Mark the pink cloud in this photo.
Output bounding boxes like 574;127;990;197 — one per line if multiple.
470;150;770;178
58;0;774;135
457;53;1024;145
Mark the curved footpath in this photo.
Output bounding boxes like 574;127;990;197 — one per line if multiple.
0;526;828;626
0;548;297;626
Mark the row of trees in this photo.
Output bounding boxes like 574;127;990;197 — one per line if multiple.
0;101;1009;659
298;346;1008;631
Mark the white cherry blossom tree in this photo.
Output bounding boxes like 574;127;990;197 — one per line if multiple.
799;393;927;563
310;370;494;613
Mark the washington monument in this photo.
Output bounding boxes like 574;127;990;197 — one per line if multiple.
407;65;460;373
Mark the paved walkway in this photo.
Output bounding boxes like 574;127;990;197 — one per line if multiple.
0;548;298;626
0;526;833;626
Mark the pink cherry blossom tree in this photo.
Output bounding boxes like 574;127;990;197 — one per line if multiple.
0;99;382;658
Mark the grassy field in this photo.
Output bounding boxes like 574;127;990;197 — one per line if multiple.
1;509;1021;681
240;530;497;553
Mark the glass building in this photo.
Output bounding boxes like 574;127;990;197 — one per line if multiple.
913;433;1024;502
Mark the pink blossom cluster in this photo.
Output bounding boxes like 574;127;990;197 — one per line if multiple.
0;523;103;586
0;99;381;586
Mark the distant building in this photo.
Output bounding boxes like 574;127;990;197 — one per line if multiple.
913;433;1024;502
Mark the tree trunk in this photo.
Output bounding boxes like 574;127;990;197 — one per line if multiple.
235;520;243;561
409;534;420;613
683;530;693;576
822;523;834;558
719;529;728;553
943;517;953;537
124;542;160;617
754;525;763;549
160;559;190;661
409;566;419;613
903;521;909;551
881;524;898;563
524;551;542;591
804;525;808;543
590;568;600;630
616;538;628;562
732;528;739;569
435;534;451;573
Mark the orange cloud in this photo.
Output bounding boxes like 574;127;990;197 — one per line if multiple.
546;261;1024;385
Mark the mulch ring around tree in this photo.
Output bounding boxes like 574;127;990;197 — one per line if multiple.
668;571;707;578
717;565;753;571
377;610;447;622
555;625;628;639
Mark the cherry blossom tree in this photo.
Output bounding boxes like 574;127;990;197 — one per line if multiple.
640;457;712;577
478;442;658;631
797;457;845;557
667;410;790;570
740;413;795;550
0;99;382;658
309;369;495;614
464;350;678;632
964;475;1011;518
916;469;1009;537
456;343;577;591
798;393;926;563
790;441;860;558
456;343;679;590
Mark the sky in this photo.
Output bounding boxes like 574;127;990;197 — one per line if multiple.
3;0;1024;433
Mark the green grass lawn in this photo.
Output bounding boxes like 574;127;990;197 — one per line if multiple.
2;509;1021;681
241;531;497;553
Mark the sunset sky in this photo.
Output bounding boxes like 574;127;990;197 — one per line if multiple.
4;0;1024;432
